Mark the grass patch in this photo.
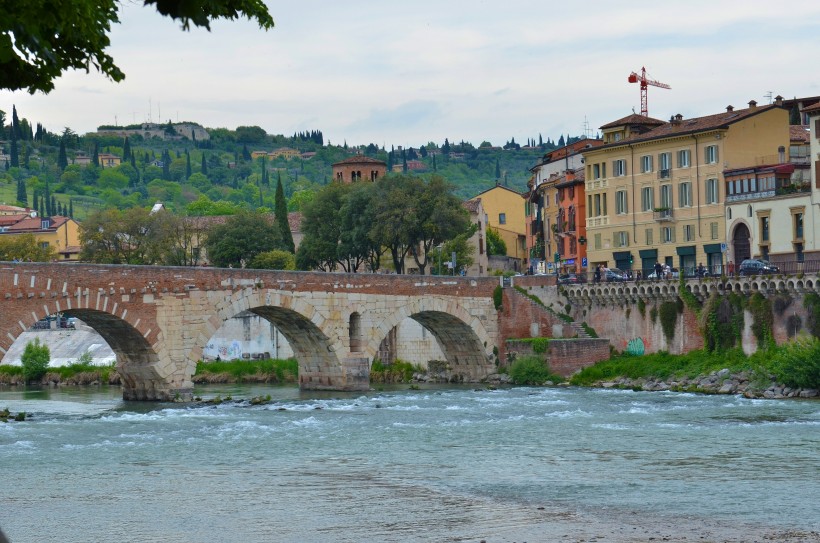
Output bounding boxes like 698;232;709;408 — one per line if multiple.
569;347;772;386
369;359;424;383
195;358;298;383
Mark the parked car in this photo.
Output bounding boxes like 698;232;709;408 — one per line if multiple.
646;267;679;280
558;273;586;284
604;268;627;282
739;259;779;275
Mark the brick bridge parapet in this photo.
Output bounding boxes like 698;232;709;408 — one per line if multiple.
0;263;502;400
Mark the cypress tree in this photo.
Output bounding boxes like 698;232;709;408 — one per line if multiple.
57;139;68;170
186;151;192;178
44;178;52;216
122;137;131;161
275;174;295;253
10;130;19;167
432;154;437;172
51;196;57;215
495;158;500;179
242;145;251;161
162;150;171;180
92;142;99;167
16;178;27;206
402;149;407;172
131;154;136;169
790;102;801;125
201;153;208;175
22;142;30;169
69;199;74;218
12;105;20;139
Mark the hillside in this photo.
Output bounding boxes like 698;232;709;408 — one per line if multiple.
0;112;572;218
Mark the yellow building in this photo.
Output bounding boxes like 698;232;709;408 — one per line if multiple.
4;215;82;260
583;100;789;276
469;184;527;265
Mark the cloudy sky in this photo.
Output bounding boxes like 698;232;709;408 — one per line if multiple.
3;1;820;148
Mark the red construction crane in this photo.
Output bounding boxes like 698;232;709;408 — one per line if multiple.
628;67;670;117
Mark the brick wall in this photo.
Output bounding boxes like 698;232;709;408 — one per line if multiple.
504;338;610;377
498;287;574;364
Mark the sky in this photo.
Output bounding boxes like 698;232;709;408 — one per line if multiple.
3;0;820;149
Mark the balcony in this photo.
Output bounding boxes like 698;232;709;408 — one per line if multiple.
653;208;674;222
658;169;670;179
586;216;610;228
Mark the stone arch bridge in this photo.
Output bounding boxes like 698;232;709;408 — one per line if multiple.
0;263;502;400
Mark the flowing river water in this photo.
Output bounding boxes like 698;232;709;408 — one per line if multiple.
0;384;818;543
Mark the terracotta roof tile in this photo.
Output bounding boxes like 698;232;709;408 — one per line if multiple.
462;199;481;213
599;114;665;130
7;215;70;232
595;104;782;150
790;125;810;143
802;102;820;114
332;156;386;167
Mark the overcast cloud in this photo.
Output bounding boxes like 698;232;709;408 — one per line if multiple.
2;0;819;147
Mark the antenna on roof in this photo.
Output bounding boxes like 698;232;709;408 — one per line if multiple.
582;117;593;139
764;91;773;104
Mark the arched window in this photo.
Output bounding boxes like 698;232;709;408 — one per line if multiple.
349;312;362;352
747;205;752;217
727;208;732;220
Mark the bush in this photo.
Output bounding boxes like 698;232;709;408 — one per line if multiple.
493;285;503;310
509;355;558;385
21;338;50;383
769;337;820;389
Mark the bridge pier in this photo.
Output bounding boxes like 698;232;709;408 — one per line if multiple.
300;356;370;391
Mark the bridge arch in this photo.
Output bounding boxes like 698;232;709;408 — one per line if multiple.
371;298;494;381
194;290;350;389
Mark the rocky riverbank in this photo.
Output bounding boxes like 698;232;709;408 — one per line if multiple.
596;368;819;399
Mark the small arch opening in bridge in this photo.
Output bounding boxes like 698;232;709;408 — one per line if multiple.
2;309;160;400
349;312;362;353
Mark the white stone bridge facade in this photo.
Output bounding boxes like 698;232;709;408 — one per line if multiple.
0;264;501;400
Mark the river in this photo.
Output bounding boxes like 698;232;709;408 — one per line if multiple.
1;384;818;543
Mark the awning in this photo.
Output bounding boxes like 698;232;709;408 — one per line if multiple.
676;246;696;256
703;243;723;254
612;251;632;260
639;249;658;258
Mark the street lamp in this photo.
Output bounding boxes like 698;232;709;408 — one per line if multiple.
437;243;443;275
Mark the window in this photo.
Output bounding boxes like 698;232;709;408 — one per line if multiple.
761;216;770;242
40;241;49;249
593;194;601;216
660;184;673;208
683;224;695;241
499;213;506;225
640;155;653;173
615;190;628;214
710;222;718;240
658;152;671;178
616;231;629;247
677;149;691;168
706;178;719;204
594;233;602;250
641;186;654;211
747;205;752;217
593;164;601;179
796;242;805;263
587;195;592;215
705;145;719;164
679;182;692;207
645;228;654;245
613;132;622;142
602;193;608;215
662;227;675;243
613;159;627;177
795;213;804;239
727;208;732;220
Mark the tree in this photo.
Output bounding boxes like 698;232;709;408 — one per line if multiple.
248;249;295;270
185;151;192;179
297;182;349;271
0;0;274;94
21;338;50;383
203;211;282;268
201;153;208;175
122;136;131;161
790;102;801;125
495;158;501;179
9;128;18;168
79;207;178;264
486;227;507;256
275;175;295;253
92;142;99;167
57;139;68;170
0;233;56;261
16;178;27;206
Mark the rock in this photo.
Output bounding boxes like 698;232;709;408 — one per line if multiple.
718;382;736;394
717;368;731;377
799;389;818;398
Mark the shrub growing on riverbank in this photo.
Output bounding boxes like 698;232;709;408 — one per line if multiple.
509;355;563;385
21;339;50;383
769;337;820;389
369;359;422;383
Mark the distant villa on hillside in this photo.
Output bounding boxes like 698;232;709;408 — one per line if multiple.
95;122;210;141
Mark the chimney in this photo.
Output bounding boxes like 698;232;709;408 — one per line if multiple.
778;146;785;163
670;114;683;126
748;100;757;109
726;105;734;112
775;95;783;107
565;169;575;182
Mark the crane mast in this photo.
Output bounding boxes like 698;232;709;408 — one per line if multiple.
627;67;671;117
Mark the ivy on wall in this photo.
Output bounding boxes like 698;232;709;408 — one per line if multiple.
659;301;679;343
749;292;774;349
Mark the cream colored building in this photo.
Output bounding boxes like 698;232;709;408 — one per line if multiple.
469;184;527;267
583;100;790;276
